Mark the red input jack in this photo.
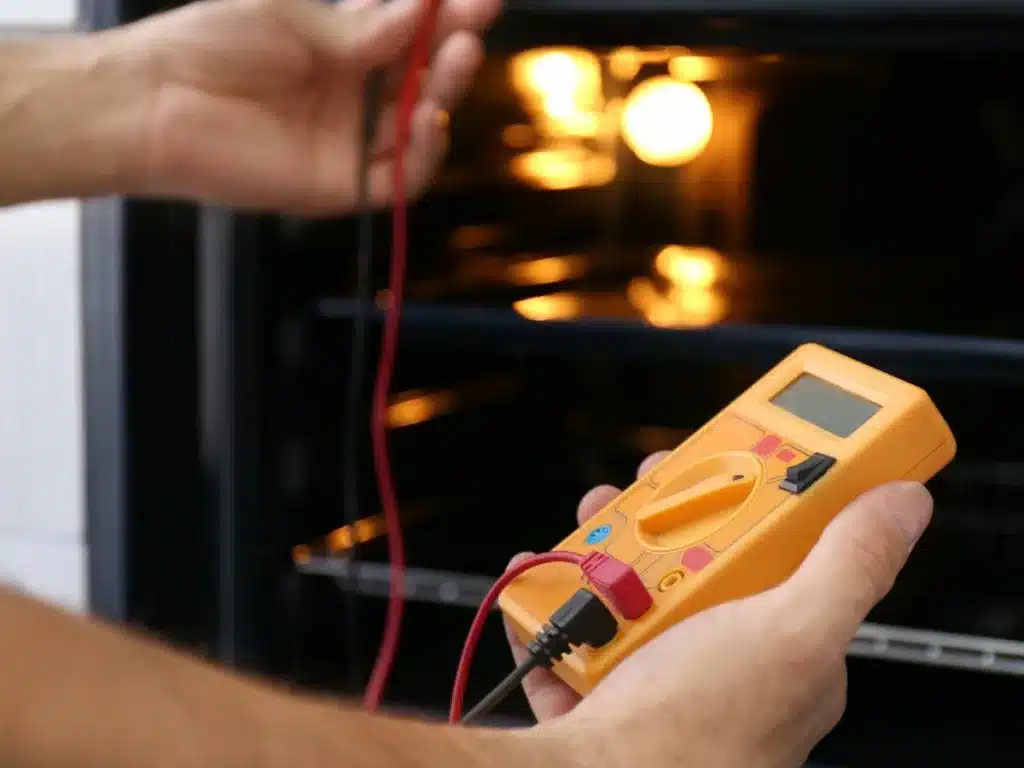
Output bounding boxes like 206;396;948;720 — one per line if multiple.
580;551;653;620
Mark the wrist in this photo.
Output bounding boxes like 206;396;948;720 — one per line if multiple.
459;725;599;768
536;716;615;768
466;724;582;768
0;31;153;205
289;700;580;768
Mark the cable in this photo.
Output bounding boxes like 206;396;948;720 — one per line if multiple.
362;0;445;712
359;0;656;716
448;551;586;722
342;68;387;692
453;582;620;724
448;550;652;723
460;656;542;724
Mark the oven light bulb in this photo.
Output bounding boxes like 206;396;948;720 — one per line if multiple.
621;77;713;166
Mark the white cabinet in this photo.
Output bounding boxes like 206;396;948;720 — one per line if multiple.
0;0;86;610
0;202;84;542
0;532;86;612
0;0;77;27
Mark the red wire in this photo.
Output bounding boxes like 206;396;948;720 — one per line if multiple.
362;0;445;712
447;551;585;724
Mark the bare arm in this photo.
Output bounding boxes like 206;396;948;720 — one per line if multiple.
0;586;567;767
2;16;562;768
0;34;147;206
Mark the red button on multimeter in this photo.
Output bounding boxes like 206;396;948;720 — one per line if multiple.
753;434;782;456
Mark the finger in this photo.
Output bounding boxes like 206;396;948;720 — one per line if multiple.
502;553;583;722
377;0;502;65
423;30;484;112
371;31;483;154
778;481;933;644
576;485;620;527
356;0;499;72
368;98;448;204
267;0;423;67
339;0;380;11
637;450;671;479
431;0;503;48
502;555;536;673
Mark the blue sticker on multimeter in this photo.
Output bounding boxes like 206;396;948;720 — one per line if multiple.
586;524;612;545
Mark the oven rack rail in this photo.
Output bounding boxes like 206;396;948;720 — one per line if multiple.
315;300;1024;384
297;556;1024;677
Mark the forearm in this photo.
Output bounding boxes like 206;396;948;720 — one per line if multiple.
0;587;563;768
0;33;148;206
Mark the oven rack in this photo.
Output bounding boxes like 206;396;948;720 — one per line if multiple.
297;556;1024;678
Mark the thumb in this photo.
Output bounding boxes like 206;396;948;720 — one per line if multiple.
779;481;933;644
501;553;582;721
266;0;422;67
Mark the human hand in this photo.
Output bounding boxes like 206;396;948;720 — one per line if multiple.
507;454;933;767
112;0;500;213
503;452;673;720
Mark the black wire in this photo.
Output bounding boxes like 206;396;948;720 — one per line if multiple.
461;656;545;725
341;68;387;691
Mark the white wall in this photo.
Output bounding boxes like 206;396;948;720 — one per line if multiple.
0;1;77;28
0;0;86;611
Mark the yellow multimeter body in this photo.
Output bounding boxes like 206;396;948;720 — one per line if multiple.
498;343;956;695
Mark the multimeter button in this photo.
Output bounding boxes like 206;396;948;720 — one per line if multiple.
753;435;782;456
681;546;714;573
780;453;836;494
585;525;612;545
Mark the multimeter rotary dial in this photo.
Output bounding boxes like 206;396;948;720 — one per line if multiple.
634;451;763;552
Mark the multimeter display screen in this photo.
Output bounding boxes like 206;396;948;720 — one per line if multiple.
771;374;881;437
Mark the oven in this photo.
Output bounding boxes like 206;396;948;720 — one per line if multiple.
101;2;1024;764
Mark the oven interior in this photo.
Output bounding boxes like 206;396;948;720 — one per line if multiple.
110;6;1024;763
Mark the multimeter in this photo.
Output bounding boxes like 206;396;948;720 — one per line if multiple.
498;343;956;695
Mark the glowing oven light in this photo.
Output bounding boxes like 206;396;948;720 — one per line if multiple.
513;293;583;321
510;147;616;190
668;55;720;83
509;47;603;137
506;256;584;286
386;390;456;428
628;277;727;328
516;50;594;97
629;245;730;328
609;47;642;81
621;76;713;166
654;245;724;289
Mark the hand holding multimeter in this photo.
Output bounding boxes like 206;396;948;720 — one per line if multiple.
498;343;954;693
452;344;953;734
519;480;935;768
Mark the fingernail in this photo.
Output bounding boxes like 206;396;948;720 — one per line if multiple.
886;482;933;548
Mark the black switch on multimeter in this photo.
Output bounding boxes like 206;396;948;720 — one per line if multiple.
780;453;836;494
